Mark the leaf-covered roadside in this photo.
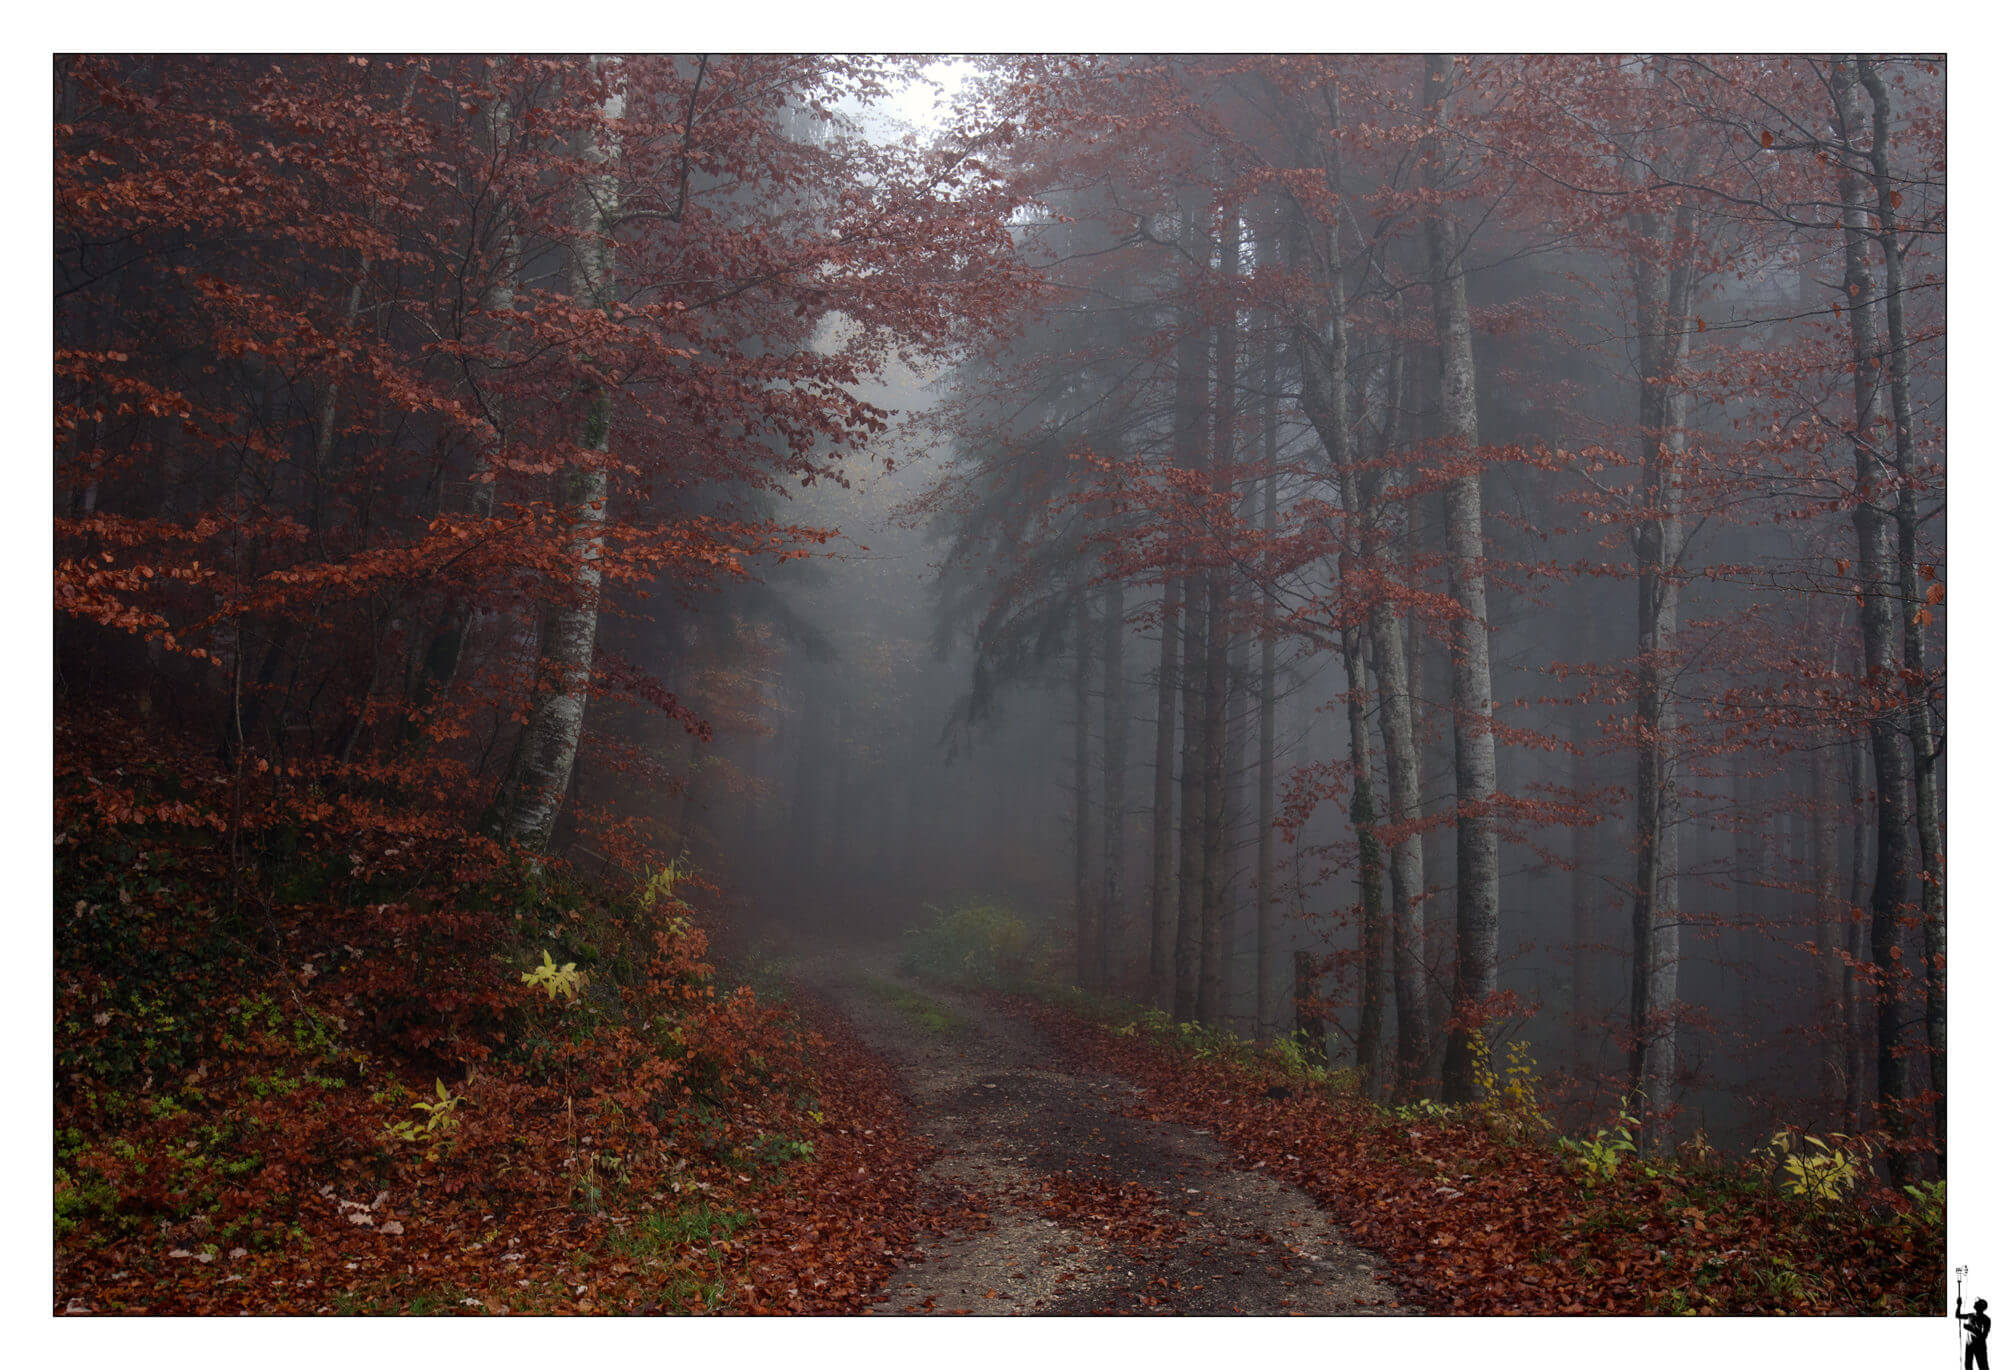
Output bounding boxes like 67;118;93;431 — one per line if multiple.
53;718;968;1316
1005;998;1940;1316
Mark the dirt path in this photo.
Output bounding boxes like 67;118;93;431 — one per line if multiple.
793;946;1410;1316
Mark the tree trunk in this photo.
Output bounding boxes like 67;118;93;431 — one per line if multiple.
1366;344;1430;1099
1570;712;1597;1072
1859;58;1944;1173
1150;577;1182;1003
1196;208;1239;1027
1289;93;1404;1089
486;65;621;851
1832;60;1914;1182
1625;196;1693;1153
1101;574;1128;989
1174;568;1207;1021
1845;731;1870;1134
1255;313;1280;1041
1343;620;1389;1097
1172;219;1210;1020
1813;733;1845;1112
1424;55;1502;1106
1073;585;1099;989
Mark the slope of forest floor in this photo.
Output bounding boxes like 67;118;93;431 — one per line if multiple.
53;713;976;1316
990;993;1942;1315
49;715;1943;1317
790;946;1405;1315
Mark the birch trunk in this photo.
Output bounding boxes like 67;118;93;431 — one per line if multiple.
1424;55;1502;1106
487;62;621;851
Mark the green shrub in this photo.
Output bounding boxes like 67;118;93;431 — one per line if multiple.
897;901;1034;987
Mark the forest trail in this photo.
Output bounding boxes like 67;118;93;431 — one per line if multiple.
792;946;1410;1316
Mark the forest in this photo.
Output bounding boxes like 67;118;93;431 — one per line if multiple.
53;53;1946;1325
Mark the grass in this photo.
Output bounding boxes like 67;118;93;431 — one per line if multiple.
603;1199;752;1313
857;975;968;1036
608;1200;753;1259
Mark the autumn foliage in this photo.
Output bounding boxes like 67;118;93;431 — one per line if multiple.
54;53;1020;1314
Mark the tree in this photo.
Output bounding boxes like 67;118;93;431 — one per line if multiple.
1422;54;1502;1106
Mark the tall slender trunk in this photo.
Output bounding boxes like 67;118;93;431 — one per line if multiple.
1859;58;1944;1172
1297;276;1388;1093
486;63;622;851
1174;570;1207;1021
1224;569;1253;1025
1073;586;1100;989
1570;711;1597;1070
1424;55;1502;1106
1289;93;1398;1086
1155;286;1207;1005
1832;61;1914;1182
1845;731;1870;1133
1100;575;1128;989
1255;315;1280;1041
1625;196;1693;1152
1150;577;1182;1003
1195;209;1239;1027
1342;620;1388;1096
1813;733;1845;1112
1172;220;1211;1020
1366;342;1430;1098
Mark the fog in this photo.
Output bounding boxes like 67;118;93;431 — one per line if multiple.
55;51;1945;1198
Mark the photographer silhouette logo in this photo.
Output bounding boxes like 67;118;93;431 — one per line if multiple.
1960;1267;1990;1370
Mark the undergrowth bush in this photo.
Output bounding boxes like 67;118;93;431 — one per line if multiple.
896;900;1035;987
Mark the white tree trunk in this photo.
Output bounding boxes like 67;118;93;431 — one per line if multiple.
488;61;622;851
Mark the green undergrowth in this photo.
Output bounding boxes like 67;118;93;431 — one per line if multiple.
896;899;1044;988
856;975;969;1035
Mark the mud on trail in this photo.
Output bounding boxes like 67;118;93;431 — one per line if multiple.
792;947;1411;1316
